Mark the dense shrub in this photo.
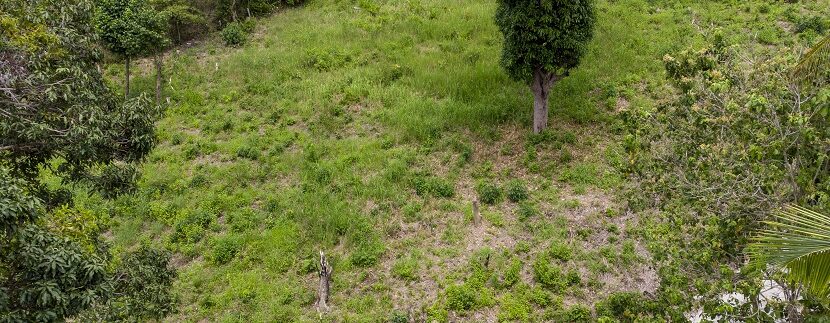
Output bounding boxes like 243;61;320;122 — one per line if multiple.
476;180;502;205
89;163;140;198
412;175;455;198
210;236;241;265
445;284;478;311
221;22;248;46
623;36;829;319
595;291;654;320
505;180;529;202
532;258;566;291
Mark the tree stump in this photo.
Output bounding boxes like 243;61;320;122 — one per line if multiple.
317;251;332;312
472;197;481;225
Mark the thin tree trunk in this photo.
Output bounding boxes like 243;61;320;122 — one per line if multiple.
317;251;332;312
125;56;131;98
472;198;480;225
155;53;163;105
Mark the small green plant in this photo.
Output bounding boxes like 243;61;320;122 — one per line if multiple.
221;22;248;47
547;241;573;261
412;175;455;198
476;180;502;205
210;236;241;265
532;258;566;291
505;179;529;202
517;201;539;221
236;145;260;160
445;284;478;311
562;304;592;322
392;257;419;281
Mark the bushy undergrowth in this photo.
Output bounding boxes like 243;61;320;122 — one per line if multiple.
622;33;830;320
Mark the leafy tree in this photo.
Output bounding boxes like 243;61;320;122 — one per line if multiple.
495;0;596;133
1;0;171;321
151;0;205;44
0;168;109;322
80;246;177;321
95;0;168;98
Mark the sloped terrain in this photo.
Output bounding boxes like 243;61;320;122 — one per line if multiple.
86;0;829;321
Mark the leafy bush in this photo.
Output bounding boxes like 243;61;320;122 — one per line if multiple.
547;241;573;261
210;236;241;265
412;175;455;198
532;258;566;291
476;180;502;205
624;36;830;319
595;291;654;320
505;180;529;202
517;201;539;221
221;22;248;46
445;284;478;311
561;304;592;322
392;257;419;281
236;145;260;160
171;210;214;243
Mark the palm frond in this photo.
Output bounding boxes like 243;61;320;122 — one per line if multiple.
750;205;830;298
791;34;830;82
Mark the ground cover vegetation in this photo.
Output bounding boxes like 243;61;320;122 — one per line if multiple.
2;0;829;321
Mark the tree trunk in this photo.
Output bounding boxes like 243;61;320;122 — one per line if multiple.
125;56;131;98
532;87;549;134
155;53;163;106
530;68;560;134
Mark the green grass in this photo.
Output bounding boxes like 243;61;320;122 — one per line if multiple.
81;0;830;320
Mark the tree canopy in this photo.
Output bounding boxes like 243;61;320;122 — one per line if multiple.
1;0;169;321
495;0;596;133
495;0;596;83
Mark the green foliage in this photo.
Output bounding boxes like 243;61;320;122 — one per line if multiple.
594;291;654;321
751;206;830;300
532;258;566;291
412;175;455;198
210;236;241;265
1;1;166;321
221;21;248;47
561;304;592;322
495;0;596;83
476;180;502;205
85;246;177;321
445;284;478;311
516;201;539;221
0;170;109;321
505;180;529;203
392;256;419;281
1;0;161;186
624;37;830;261
546;241;573;261
96;0;169;57
89;163;140;198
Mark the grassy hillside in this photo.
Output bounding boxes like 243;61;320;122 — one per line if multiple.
84;0;828;321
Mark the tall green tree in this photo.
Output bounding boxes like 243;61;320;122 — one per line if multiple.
95;0;168;98
1;0;169;321
495;0;596;133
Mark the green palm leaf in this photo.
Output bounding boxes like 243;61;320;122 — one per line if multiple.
750;205;830;299
792;34;830;82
